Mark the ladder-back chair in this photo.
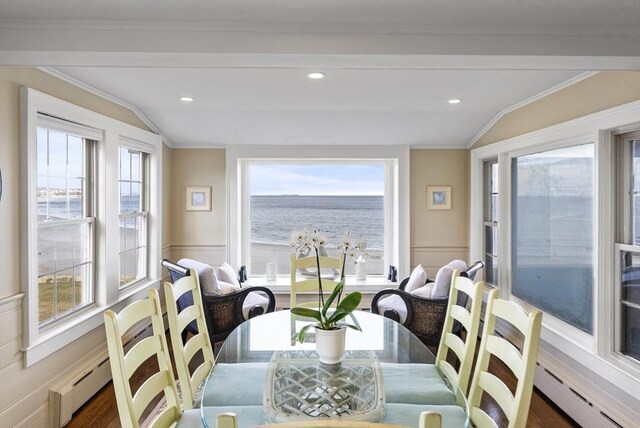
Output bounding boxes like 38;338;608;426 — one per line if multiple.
104;289;182;428
466;289;543;428
290;252;344;309
164;268;215;409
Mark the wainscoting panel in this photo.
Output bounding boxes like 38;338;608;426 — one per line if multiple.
0;294;23;371
169;244;227;268
410;246;469;278
14;403;48;428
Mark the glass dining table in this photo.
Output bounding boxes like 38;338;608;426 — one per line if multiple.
199;310;467;427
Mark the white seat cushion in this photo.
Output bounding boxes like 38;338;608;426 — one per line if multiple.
218;280;241;295
410;282;435;298
177;258;220;294
242;291;270;319
377;294;408;323
405;264;428;292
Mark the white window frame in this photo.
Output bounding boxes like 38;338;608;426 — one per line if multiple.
226;146;410;290
118;139;151;289
483;158;499;286
35;121;97;328
470;100;640;394
20;87;163;367
612;130;640;370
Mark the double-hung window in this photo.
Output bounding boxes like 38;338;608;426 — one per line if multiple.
118;144;148;288
36;118;97;326
483;159;499;286
615;130;640;363
22;88;163;366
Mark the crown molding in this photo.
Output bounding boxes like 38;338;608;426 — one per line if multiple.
466;71;598;148
37;67;173;147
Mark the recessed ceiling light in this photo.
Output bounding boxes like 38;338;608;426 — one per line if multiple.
307;72;325;80
448;99;462;104
180;96;195;102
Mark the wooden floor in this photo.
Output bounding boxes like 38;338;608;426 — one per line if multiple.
68;337;579;428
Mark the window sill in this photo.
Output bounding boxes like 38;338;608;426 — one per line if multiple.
246;275;397;295
22;278;161;367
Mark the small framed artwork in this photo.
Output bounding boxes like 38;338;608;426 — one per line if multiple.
186;186;212;211
426;185;452;210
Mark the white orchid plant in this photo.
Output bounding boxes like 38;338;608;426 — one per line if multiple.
289;229;362;342
340;233;372;264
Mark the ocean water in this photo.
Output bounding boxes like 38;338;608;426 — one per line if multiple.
250;195;384;248
38;195;140;221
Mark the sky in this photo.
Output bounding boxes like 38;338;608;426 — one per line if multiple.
249;163;385;195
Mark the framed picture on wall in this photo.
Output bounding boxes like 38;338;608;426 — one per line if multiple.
426;185;452;210
186;186;211;211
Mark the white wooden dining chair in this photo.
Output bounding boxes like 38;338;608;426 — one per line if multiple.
164;268;215;409
466;288;543;428
290;252;344;309
434;269;484;404
383;270;484;407
104;288;182;428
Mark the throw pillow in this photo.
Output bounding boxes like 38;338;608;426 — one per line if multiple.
448;259;468;275
431;260;470;299
177;258;220;294
410;282;435;298
218;262;241;287
404;264;428;292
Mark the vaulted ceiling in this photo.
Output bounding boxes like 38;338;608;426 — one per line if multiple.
1;0;638;147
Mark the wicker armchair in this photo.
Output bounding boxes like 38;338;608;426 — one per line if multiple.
161;259;276;344
371;261;484;346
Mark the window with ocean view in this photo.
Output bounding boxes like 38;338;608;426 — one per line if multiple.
23;89;164;366
615;131;640;363
118;146;148;288
511;144;594;333
248;164;385;276
484;159;498;286
37;126;95;325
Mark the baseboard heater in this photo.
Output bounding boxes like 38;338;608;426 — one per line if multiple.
489;319;636;428
49;321;154;427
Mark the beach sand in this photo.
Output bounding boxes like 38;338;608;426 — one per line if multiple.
249;242;384;276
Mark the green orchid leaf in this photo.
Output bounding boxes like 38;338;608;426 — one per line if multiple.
290;307;322;323
322;281;344;317
336;291;362;313
347;312;363;332
326;308;350;325
343;323;362;332
297;324;313;343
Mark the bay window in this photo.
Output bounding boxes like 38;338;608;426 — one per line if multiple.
21;88;163;366
470;101;640;390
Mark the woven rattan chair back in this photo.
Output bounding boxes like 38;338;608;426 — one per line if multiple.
103;289;181;428
434;270;484;405
467;289;543;428
164;268;215;409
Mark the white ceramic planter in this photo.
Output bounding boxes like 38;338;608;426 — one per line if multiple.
315;326;346;364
